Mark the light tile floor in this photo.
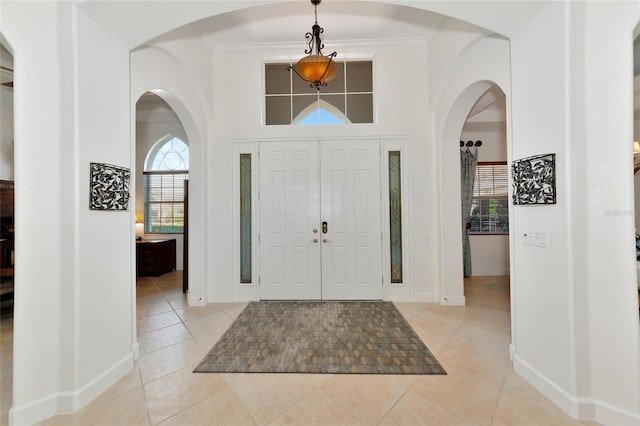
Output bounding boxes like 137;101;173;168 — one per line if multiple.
0;274;599;425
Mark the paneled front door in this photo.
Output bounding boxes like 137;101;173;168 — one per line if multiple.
259;140;382;300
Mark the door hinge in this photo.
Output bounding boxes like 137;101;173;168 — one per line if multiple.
258;234;260;242
258;276;261;285
382;276;384;284
381;233;383;240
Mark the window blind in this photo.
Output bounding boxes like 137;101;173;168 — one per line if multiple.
473;163;508;199
143;171;188;233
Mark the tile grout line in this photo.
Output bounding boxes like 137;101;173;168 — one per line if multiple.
220;374;262;426
373;375;420;425
137;273;206;425
488;360;512;426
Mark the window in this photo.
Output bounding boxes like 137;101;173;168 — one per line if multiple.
265;60;373;125
388;151;403;283
239;154;252;283
468;162;509;234
144;137;189;233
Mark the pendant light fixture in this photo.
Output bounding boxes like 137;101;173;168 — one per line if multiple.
288;0;337;90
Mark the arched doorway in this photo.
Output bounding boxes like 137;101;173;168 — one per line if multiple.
131;86;204;311
135;91;189;272
439;80;509;305
459;85;511;312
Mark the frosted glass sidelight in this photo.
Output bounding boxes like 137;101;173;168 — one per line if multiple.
240;154;252;283
389;151;403;283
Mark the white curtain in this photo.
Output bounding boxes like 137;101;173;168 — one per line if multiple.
461;148;478;277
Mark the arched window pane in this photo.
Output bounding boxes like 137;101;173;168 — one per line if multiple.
146;137;189;171
143;136;189;234
299;107;343;125
292;100;349;126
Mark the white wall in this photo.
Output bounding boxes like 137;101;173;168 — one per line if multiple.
2;4;66;423
75;5;133;398
510;1;640;423
574;3;640;422
4;1;640;424
0;87;13;180
510;1;575;402
205;40;437;302
2;3;135;424
468;235;509;275
135;96;187;269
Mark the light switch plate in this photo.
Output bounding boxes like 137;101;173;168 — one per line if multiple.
523;230;549;248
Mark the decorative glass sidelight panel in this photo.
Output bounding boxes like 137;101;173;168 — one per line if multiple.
240;154;252;283
389;151;403;283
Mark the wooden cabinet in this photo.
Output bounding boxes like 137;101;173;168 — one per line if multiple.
0;180;14;314
136;239;176;277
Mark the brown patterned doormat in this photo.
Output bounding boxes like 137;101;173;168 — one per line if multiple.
193;301;446;375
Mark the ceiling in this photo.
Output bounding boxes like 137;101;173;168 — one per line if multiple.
187;1;451;49
76;1;552;50
2;2;638;136
463;86;506;133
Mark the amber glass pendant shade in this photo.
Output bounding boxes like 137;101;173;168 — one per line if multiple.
294;55;337;86
289;0;337;91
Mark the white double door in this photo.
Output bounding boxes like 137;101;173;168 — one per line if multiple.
259;140;382;300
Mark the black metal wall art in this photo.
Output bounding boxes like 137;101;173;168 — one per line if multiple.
89;162;130;210
512;153;556;205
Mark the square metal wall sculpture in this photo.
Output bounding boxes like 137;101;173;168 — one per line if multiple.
89;162;131;210
512;153;556;205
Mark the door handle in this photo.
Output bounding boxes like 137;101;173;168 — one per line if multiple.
322;238;329;243
322;221;328;234
310;238;318;243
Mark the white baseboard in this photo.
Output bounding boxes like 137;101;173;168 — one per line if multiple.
207;292;233;303
412;292;440;303
513;354;640;424
592;399;640;425
132;342;140;360
188;293;208;306
9;353;134;426
471;269;510;276
9;393;58;426
440;295;465;306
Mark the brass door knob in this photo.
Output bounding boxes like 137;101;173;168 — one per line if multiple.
322;238;328;243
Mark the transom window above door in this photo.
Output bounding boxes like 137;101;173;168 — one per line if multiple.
265;60;374;125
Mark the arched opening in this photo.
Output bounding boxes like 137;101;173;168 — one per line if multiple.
0;35;14;425
135;91;189;279
459;84;511;310
439;80;503;305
